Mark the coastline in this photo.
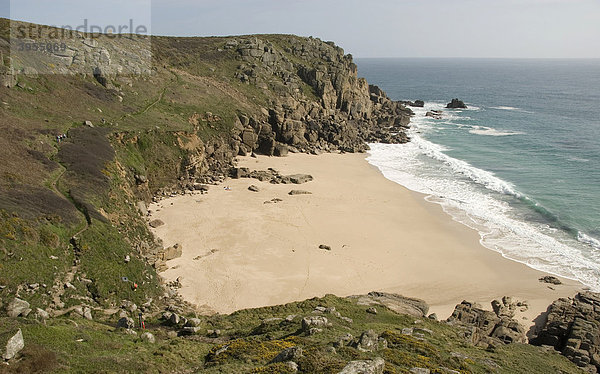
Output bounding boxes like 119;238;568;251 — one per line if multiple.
149;152;582;326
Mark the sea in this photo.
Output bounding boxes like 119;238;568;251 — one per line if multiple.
356;58;600;290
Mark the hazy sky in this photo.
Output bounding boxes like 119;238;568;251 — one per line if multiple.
5;0;600;58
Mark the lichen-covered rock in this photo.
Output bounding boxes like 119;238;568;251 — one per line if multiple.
352;292;429;317
531;292;600;373
140;332;155;344
446;299;526;347
6;298;31;318
35;308;50;321
353;330;388;352
301;316;330;332
270;346;303;363
337;357;385;374
1;329;24;361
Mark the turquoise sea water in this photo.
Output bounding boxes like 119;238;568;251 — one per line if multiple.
357;58;600;289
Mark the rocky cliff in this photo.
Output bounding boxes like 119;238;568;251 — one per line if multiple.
531;292;600;373
0;19;411;320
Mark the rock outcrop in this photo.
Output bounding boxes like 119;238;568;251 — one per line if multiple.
351;292;429;317
6;298;31;318
338;357;385;374
227;37;412;156
352;330;388;352
531;292;600;373
446;298;527;348
401;100;425;108
1;329;24;361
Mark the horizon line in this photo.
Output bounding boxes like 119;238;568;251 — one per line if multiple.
354;56;600;60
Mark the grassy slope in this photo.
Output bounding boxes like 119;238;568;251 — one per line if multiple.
0;295;582;374
0;28;322;310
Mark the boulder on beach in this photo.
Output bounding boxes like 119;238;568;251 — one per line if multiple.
539;275;562;285
289;190;312;195
284;174;313;184
274;144;289;157
149;219;165;228
162;243;183;261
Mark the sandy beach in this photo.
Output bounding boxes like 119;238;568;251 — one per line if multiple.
149;152;582;326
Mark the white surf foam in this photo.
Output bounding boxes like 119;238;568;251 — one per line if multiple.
568;156;590;163
491;106;520;111
578;232;600;252
469;125;525;137
366;103;600;291
490;106;534;114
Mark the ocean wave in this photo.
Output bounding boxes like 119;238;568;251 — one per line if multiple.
491;106;520;111
367;141;600;291
468;126;525;137
366;101;600;290
490;106;534;114
568;156;590;163
578;232;600;251
411;134;521;197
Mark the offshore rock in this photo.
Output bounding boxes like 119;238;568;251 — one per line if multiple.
446;98;467;109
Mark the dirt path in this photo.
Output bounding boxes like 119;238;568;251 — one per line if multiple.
121;69;180;119
47;163;90;316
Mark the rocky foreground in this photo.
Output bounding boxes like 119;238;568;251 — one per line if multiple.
2;290;597;373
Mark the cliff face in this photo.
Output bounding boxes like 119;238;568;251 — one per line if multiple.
0;19;411;313
230;36;411;156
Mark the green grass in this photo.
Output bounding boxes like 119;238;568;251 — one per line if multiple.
75;220;160;308
0;294;584;373
0;212;74;309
